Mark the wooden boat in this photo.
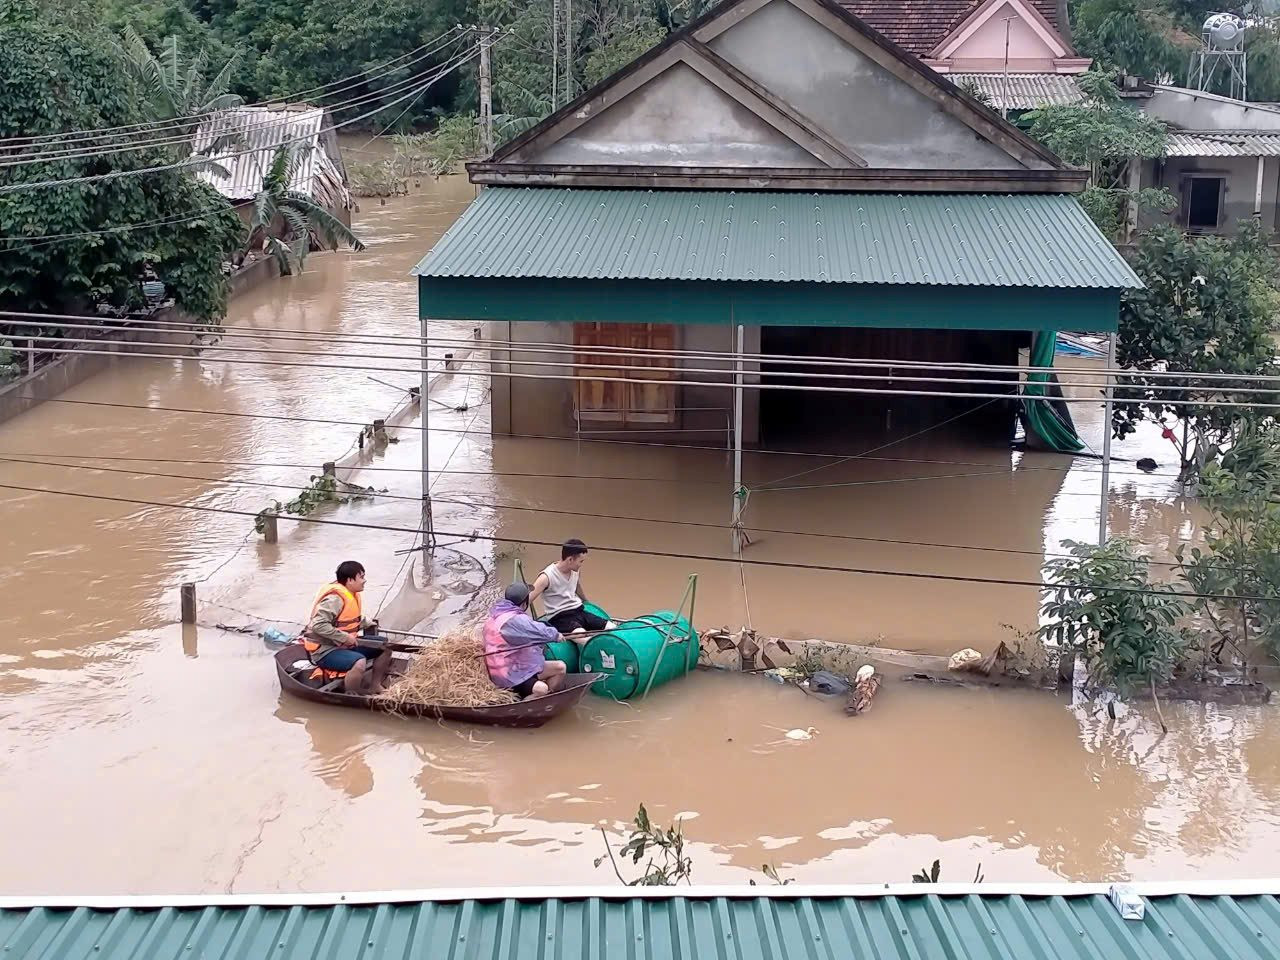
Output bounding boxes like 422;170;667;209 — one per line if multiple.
274;644;600;728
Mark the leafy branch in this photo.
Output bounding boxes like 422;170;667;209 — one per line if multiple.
254;475;378;534
595;804;693;886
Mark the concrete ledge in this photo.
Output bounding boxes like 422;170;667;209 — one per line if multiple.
0;257;282;427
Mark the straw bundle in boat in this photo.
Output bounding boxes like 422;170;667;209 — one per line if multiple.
377;628;519;709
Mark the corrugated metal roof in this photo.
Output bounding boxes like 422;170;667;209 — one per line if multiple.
193;105;350;208
413;188;1140;289
1166;131;1280;156
3;887;1279;960
949;73;1083;110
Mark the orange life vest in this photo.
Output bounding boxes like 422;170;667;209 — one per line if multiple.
302;582;362;657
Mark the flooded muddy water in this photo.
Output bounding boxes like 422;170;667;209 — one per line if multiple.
1;175;1277;894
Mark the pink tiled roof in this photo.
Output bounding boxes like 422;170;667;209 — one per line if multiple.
839;0;1063;57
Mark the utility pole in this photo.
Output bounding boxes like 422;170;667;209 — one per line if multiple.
551;0;560;110
420;320;435;550
563;0;573;105
1098;332;1117;545
478;26;494;159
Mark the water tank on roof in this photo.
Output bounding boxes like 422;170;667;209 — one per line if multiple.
1204;13;1245;50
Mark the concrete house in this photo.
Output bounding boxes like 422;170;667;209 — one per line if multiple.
841;0;1089;112
412;0;1136;451
1127;84;1280;236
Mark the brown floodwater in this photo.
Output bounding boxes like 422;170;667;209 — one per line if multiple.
1;174;1277;894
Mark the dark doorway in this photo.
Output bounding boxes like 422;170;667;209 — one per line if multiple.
758;326;1024;452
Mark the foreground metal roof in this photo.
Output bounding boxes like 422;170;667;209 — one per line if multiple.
3;885;1279;960
413;188;1139;289
948;73;1083;110
1166;131;1280;157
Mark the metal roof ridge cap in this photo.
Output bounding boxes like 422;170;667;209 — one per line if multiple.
4;880;1280;909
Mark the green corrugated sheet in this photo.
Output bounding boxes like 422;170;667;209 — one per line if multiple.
411;188;1141;290
4;890;1279;959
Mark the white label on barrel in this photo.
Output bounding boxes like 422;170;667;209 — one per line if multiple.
601;652;616;669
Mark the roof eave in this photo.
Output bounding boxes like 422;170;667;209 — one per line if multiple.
466;163;1090;193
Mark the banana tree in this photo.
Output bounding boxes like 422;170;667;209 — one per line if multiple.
116;29;242;160
246;145;365;275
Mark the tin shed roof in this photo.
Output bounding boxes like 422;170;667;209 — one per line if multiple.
3;885;1279;960
949;73;1083;110
1165;131;1280;157
412;188;1139;289
193;105;349;209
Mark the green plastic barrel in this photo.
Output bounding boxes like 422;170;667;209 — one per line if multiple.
538;602;610;673
579;609;697;700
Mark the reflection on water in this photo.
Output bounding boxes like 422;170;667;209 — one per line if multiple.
0;174;1277;894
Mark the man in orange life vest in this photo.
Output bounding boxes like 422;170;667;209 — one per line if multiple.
303;560;392;693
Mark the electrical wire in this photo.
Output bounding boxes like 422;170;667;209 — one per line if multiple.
4;311;1276;386
0;27;470;149
0;477;1272;602
0;397;1192;482
13;321;1280;397
0;48;482;193
0;40;478;168
10;339;1280;411
0;453;1202;565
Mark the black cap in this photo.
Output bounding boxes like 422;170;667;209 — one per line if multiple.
504;582;531;607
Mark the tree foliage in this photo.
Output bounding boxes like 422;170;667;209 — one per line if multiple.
1115;221;1280;478
1041;538;1191;697
1071;0;1189;82
246;145;365;274
116;29;242;127
0;0;244;320
1024;70;1174;239
584;13;665;87
1180;426;1280;663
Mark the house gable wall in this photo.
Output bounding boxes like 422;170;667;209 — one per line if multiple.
705;0;1020;168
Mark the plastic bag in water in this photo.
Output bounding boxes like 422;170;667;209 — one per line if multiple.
809;670;851;696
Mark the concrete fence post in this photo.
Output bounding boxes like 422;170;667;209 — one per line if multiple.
262;512;279;544
180;583;197;624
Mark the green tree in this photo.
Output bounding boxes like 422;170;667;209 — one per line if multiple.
117;29;242;124
215;0;469;120
1180;426;1280;664
584;13;665;87
1041;538;1191;703
1114;221;1280;479
0;0;244;320
115;28;243;162
1024;70;1173;240
245;144;365;274
1071;0;1187;81
96;0;236;69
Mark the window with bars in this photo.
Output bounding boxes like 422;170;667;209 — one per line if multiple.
573;323;678;426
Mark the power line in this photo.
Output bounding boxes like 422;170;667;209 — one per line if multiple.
0;48;482;194
15;321;1280;397
0;36;476;167
4;311;1277;386
0;41;478;168
0;27;470;149
8;397;1188;481
0;477;1271;602
11;339;1280;411
0;443;1174;482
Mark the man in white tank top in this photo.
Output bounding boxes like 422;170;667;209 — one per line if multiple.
529;538;614;634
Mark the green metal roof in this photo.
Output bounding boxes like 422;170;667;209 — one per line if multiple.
411;188;1140;290
4;886;1279;959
